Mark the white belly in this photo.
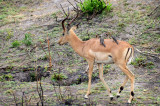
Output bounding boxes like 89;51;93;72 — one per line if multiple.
95;56;114;64
89;50;114;64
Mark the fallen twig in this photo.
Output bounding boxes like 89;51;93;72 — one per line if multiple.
135;47;160;59
148;5;160;17
35;47;44;106
22;92;24;106
39;78;44;106
27;93;34;105
12;92;18;106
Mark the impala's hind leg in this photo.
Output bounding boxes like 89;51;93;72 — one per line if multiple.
118;64;135;103
116;76;129;98
98;64;113;100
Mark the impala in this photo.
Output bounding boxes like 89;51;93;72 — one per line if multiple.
58;12;135;103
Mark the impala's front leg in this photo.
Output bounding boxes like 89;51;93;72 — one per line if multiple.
85;65;89;73
84;61;94;99
98;64;113;100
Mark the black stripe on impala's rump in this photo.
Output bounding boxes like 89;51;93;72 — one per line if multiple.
129;48;132;59
125;48;130;60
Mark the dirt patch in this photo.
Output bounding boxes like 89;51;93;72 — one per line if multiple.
0;66;50;82
0;65;103;86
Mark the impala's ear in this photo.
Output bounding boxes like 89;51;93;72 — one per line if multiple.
71;26;77;30
76;22;80;28
70;22;80;31
66;24;71;33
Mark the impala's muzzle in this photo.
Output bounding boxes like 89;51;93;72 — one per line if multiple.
58;36;68;45
58;39;63;45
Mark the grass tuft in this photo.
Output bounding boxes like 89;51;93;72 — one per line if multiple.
11;40;21;48
131;56;155;69
22;33;33;46
0;74;13;81
51;73;68;82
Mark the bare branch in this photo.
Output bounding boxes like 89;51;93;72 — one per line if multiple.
60;4;70;30
60;4;67;16
47;36;52;71
12;92;17;105
75;0;80;3
67;0;77;10
39;41;48;56
69;10;79;25
80;0;83;4
135;47;160;59
22;92;24;106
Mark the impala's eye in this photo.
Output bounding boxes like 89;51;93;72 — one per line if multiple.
62;33;64;36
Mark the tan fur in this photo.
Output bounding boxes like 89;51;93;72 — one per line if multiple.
58;26;135;103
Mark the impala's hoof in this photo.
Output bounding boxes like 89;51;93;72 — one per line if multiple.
117;93;120;98
128;100;131;104
109;94;114;101
117;95;120;98
110;97;114;101
84;95;88;99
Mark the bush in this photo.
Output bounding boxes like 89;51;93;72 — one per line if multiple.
0;74;13;81
106;2;112;12
51;73;67;82
82;36;90;41
11;40;21;48
78;0;112;14
131;56;147;67
29;72;36;82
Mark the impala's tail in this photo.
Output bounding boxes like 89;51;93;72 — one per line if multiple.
125;47;134;65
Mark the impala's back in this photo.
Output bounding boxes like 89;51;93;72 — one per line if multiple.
82;38;134;65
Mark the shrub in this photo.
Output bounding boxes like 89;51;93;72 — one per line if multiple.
78;0;112;14
4;89;14;94
11;40;21;48
51;73;67;82
131;56;147;67
6;29;13;40
0;76;4;81
106;2;112;12
22;33;32;46
0;74;13;81
29;72;36;82
41;55;48;60
146;62;155;69
5;74;13;80
82;36;90;41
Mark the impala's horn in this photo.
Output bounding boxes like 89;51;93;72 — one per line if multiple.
60;4;70;31
67;9;79;31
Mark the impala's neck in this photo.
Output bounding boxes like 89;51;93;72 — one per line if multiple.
68;28;85;57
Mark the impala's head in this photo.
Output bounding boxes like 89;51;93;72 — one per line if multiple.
58;17;71;45
58;6;79;45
